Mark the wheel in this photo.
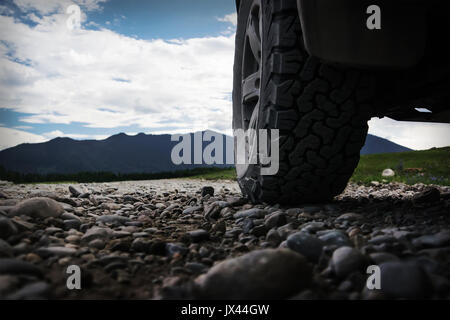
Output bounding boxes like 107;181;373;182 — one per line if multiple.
232;0;376;204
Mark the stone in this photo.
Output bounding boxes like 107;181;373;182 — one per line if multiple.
412;187;441;204
0;239;13;257
369;252;399;264
201;186;214;197
377;262;432;299
194;249;311;299
286;232;325;262
331;246;366;278
336;213;362;222
233;208;266;219
7;281;50;299
9;197;64;218
382;169;395;177
188;229;210;243
0;217;18;239
69;186;81;197
64;219;81;230
264;212;287;230
88;239;105;250
266;229;282;246
182;206;203;215
81;227;110;243
318;230;352;247
36;246;77;257
96;215;131;225
166;243;188;257
412;230;450;248
0;258;43;277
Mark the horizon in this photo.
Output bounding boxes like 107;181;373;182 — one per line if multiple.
0;0;449;151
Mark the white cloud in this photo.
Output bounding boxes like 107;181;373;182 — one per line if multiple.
0;5;14;16
13;0;107;15
0;127;46;150
0;11;235;135
218;13;237;26
14;125;32;130
368;117;450;150
42;130;108;140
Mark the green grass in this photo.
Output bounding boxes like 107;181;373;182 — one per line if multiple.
190;147;450;186
350;147;450;185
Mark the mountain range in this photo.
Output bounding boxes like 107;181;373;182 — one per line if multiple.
0;131;411;175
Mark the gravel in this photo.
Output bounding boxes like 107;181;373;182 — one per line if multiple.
0;179;448;299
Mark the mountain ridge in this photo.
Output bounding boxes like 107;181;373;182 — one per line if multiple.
0;131;412;175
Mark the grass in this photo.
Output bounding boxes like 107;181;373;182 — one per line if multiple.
5;147;448;186
190;147;450;186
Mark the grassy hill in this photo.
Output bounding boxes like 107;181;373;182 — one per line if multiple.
190;147;450;186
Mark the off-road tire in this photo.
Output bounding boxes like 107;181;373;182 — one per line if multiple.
233;0;376;204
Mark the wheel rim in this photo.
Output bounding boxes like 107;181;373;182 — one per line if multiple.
236;0;262;179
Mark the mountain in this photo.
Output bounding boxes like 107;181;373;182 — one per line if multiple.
361;134;412;155
0;132;411;175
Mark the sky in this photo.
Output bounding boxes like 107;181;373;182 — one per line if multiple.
0;0;449;151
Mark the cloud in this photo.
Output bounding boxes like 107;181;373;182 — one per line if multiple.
368;117;450;150
0;5;14;16
12;0;108;15
217;13;237;26
0;127;46;150
0;9;235;135
42;130;108;140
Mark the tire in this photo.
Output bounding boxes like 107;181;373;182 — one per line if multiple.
233;0;376;204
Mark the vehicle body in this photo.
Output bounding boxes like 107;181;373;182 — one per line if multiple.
233;0;450;204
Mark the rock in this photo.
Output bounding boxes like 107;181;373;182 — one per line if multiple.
194;249;312;299
9;197;64;218
81;227;110;243
166;243;188;257
250;225;267;237
185;262;208;274
233;208;266;219
382;169;395;177
69;186;81;197
264;212;287;229
369;252;400;264
204;203;221;221
36;246;77;257
7;281;50;299
0;258;43;277
412;230;450;248
377;262;432;299
0;239;13;257
413;187;441;204
182;206;203;215
331;246;366;278
336;213;362;222
318;230;352;247
286;232;325;262
96;215;131;225
0;217;18;239
88;239;105;250
301;222;325;233
61;212;81;221
188;229;209;243
64;219;81;230
201;186;214;197
266;229;282;246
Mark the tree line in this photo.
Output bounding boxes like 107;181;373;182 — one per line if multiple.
0;165;234;183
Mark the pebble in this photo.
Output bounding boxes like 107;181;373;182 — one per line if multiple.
0;217;18;239
318;230;352;247
234;208;266;219
0;258;43;277
286;232;325;262
376;262;432;299
194;249;311;299
331;246;366;278
81;227;110;243
201;186;214;197
9;197;64;218
187;229;210;243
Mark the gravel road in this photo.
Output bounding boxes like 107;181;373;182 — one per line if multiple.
0;179;449;299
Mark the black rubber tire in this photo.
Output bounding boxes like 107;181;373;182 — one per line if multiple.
233;0;376;204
